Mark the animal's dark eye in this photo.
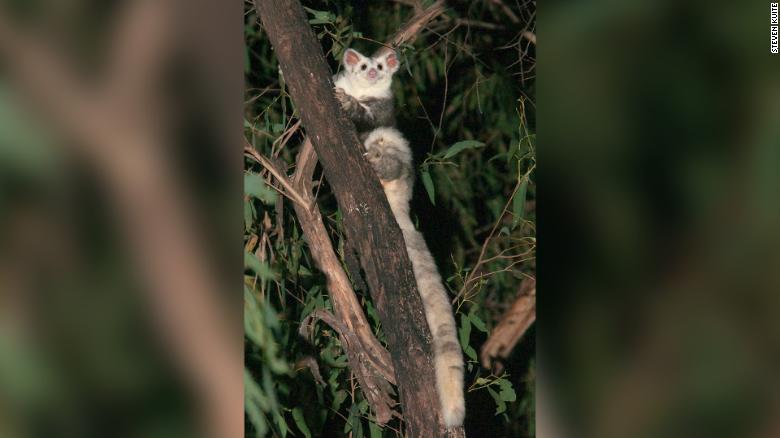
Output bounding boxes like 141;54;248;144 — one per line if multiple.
377;64;383;70
361;64;367;70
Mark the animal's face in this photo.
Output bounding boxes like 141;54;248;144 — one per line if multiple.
342;49;399;88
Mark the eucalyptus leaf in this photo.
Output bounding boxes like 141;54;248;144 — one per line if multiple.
369;421;382;438
498;379;517;402
458;314;472;349
421;168;436;205
443;140;485;159
469;312;488;333
464;344;478;361
512;178;528;229
245;172;278;205
292;407;312;438
244;251;278;280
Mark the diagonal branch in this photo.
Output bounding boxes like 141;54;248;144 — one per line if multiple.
380;0;447;54
480;277;536;374
243;140;312;210
291;139;398;424
293;139;395;381
249;134;398;422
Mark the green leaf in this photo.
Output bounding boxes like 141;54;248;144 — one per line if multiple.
488;387;506;415
464;344;478;361
322;346;348;368
292;407;312;438
245;172;278;205
244;200;255;231
469;312;488;333
332;390;348;411
244;369;268;410
274;411;288;437
421;168;436;205
369;421;382;438
458;314;472;349
332;41;343;59
443;140;485;159
512;178;528;228
353;416;364;438
245;398;268;437
498;379;517;402
303;7;334;24
345;404;361;434
245;251;278;280
297;264;312;277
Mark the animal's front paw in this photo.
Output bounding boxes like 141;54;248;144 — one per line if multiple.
334;88;356;110
334;88;348;105
364;147;382;164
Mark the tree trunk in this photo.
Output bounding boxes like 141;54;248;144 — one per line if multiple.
255;1;447;436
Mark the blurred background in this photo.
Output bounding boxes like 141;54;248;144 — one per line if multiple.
540;1;780;437
0;1;243;437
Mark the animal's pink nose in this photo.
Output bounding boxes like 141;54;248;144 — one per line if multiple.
368;68;377;78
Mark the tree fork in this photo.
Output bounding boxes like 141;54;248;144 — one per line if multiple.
254;0;451;436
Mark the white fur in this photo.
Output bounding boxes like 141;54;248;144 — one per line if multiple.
363;127;409;153
333;49;398;99
333;71;392;99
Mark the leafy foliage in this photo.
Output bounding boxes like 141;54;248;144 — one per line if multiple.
244;1;535;436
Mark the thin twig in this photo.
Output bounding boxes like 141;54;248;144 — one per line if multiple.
521;30;536;45
379;0;447;53
488;0;520;24
244;139;312;210
453;178;523;303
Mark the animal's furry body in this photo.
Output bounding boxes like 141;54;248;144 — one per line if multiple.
363;127;466;428
333;49;399;135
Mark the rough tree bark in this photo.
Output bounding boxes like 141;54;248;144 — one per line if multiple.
255;1;452;436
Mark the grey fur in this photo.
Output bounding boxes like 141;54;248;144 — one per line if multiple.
335;90;396;134
364;143;410;182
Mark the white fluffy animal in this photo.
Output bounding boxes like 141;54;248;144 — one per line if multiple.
333;48;399;135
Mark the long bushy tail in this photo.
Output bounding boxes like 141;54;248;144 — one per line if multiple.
364;127;465;427
402;227;465;428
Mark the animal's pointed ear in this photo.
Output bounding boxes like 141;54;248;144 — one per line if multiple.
343;49;364;70
384;51;400;73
